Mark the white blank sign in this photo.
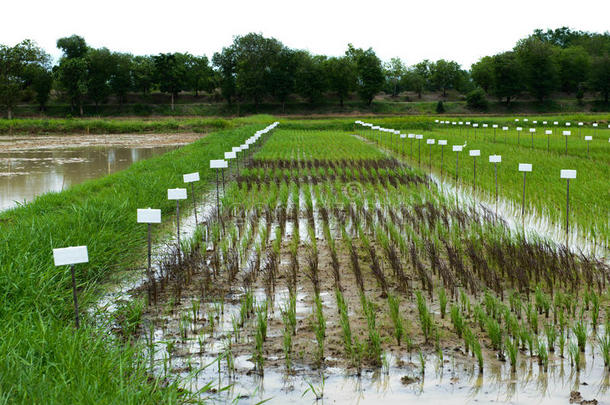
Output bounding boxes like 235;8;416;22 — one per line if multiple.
517;127;523;131
502;126;508;131
545;130;552;135
469;150;480;157
529;128;536;133
416;135;423;139
168;188;187;200
438;140;447;145
593;123;598;127
53;246;88;266
225;151;236;159
563;131;571;136
408;134;415;138
210;159;228;169
183;172;199;183
473;124;479;128
493;124;498;128
427;139;435;144
489;155;501;163
519;163;532;172
560;170;577;179
137;208;161;224
400;134;406;139
453;145;463;152
232;146;240;153
585;136;592;141
241;144;249;150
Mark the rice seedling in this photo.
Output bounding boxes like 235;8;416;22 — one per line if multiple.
485;317;503;352
388;294;405;345
572;320;588;352
569;342;581;372
450;304;465;338
438;287;448;319
361;294;382;365
598;331;610;370
313;295;326;366
545;323;557;352
537;338;549;372
418;350;426;375
416;291;434;344
505;337;518;372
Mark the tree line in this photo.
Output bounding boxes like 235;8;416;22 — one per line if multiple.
0;27;609;118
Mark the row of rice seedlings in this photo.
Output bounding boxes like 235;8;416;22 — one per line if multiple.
282;293;297;371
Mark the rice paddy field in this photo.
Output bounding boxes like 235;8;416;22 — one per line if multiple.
1;115;609;404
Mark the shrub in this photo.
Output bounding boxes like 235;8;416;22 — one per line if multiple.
466;88;489;111
435;101;445;113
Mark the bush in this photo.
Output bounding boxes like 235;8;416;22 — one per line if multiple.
466;88;489;110
435;101;445;113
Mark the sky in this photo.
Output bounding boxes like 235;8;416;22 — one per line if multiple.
2;0;608;68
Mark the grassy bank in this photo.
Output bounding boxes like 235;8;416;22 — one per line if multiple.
0;123;268;403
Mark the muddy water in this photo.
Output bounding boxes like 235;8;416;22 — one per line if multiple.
0;134;201;211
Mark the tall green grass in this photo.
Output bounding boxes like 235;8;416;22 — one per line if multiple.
0;123;267;403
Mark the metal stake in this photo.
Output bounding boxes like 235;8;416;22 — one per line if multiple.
71;264;80;329
191;183;198;225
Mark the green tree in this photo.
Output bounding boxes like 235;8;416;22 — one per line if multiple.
555;46;590;94
384;57;406;97
0;40;49;118
212;47;237;105
56;35;88;59
589;53;610;102
430;59;461;96
402;69;425;98
346;44;384;105
153;53;188;110
466;88;488;110
86;48;113;111
110;53;133;107
324;56;356;107
132;55;155;95
491;51;524;105
56;35;89;115
25;64;53;111
471;56;494;93
295;51;327;104
185;55;213;97
269;48;297;112
515;37;559;101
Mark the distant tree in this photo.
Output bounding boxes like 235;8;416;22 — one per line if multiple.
435;100;445;113
413;60;433;89
430;59;462;97
56;35;89;115
132;55;155;95
212;47;237;105
0;40;49;118
470;56;494;93
402;69;425;98
491;52;524;105
384;57;406;97
589;53;610;102
86;48;113;110
295;51;327;104
25;64;53;111
153;53;188;110
515;37;558;101
185;55;214;97
555;46;590;94
110;53;133;107
466;88;488;110
325;56;356;107
56;35;88;59
346;44;384;105
269;48;297;111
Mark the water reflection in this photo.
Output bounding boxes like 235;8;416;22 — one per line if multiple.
0;146;175;211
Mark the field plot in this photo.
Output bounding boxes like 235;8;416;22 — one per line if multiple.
135;128;610;403
357;123;610;250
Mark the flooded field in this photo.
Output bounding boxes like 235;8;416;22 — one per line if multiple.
0;133;203;211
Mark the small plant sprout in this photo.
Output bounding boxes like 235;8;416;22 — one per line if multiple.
438;287;448;319
388;294;405;345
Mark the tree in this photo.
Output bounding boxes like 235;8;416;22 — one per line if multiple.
402;69;425;98
384;57;406;97
269;48;297;112
0;40;49;118
589;53;610;102
490;52;524;105
515;37;559;101
346;44;384;105
153;53;188;110
212;47;237;105
324;56;355;107
132;55;155;95
471;56;494;93
466;88;488;110
430;59;461;97
413;60;433;90
555;46;590;94
25;64;53;111
56;35;89;115
295;51;327;104
185;55;213;97
86;48;113;110
110;53;133;107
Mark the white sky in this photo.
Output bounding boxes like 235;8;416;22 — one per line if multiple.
2;0;608;69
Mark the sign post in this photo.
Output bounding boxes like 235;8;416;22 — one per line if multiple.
168;188;187;262
53;246;89;328
416;135;423;167
545;130;552;152
518;164;532;220
492;124;498;142
584;136;592;157
469;150;480;192
516;127;523;145
408;134;415;158
489;155;501;217
529;128;536;148
502;126;508;143
563;130;571;155
453;145;463;183
232;146;241;176
400;134;406;155
210;159;228;220
438;140;447;178
560;170;576;247
427;139;435;174
137;208;161;304
183;172;200;225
